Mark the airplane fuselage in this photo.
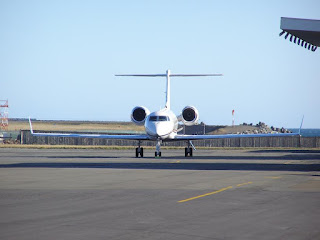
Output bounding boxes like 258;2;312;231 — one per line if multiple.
144;108;178;140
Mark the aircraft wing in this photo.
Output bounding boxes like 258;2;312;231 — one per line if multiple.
173;132;300;140
28;118;150;140
30;132;150;140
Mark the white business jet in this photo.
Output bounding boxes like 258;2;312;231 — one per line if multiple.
29;70;299;157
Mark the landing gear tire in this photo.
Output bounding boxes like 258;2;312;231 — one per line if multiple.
155;151;161;157
136;147;143;158
185;147;193;157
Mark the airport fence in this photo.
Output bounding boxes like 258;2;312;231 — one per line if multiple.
20;130;320;148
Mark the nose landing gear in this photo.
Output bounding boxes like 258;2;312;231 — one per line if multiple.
155;139;162;157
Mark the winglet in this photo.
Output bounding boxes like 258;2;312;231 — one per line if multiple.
299;115;304;135
28;117;34;134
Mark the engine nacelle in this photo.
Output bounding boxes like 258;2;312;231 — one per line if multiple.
131;106;150;125
181;106;199;126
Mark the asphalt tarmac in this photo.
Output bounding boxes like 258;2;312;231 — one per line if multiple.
0;148;320;240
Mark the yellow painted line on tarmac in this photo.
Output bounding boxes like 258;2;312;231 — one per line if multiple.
178;186;233;203
178;176;283;203
178;181;255;203
236;182;253;187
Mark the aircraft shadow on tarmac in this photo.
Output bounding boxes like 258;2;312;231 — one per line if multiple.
251;150;320;154
1;161;319;171
39;153;320;161
5;154;319;161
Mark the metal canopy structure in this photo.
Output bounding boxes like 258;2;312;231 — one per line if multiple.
279;17;320;52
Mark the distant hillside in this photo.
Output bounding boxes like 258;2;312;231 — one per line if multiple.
7;119;291;135
181;122;291;135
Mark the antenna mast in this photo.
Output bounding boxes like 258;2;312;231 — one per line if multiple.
0;100;9;131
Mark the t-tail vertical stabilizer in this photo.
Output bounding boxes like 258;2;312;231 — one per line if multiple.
165;70;171;110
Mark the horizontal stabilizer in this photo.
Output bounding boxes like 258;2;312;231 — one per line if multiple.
115;74;167;77
116;70;223;110
170;74;223;77
115;74;223;77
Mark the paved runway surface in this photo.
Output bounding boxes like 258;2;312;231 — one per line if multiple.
0;148;320;240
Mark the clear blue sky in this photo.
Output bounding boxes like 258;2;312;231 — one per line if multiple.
1;0;319;128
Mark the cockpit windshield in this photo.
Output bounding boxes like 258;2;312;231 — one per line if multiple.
158;116;168;121
149;116;158;121
149;116;170;122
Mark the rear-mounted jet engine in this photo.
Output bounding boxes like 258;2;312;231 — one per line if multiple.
131;106;150;125
181;106;199;126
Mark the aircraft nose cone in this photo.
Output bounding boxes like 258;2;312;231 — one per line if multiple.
145;123;157;136
146;122;170;138
155;124;168;136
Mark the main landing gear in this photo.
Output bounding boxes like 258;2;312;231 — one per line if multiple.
135;141;143;158
135;140;194;158
185;140;194;157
